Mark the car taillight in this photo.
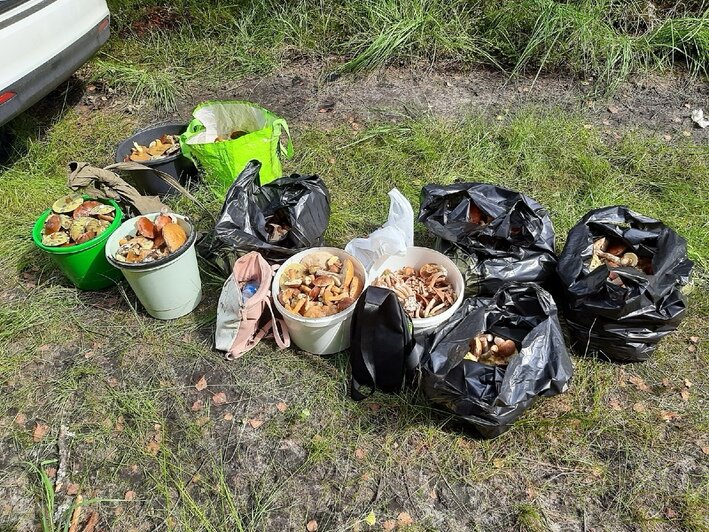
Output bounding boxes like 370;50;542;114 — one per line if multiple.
98;16;109;32
0;92;16;105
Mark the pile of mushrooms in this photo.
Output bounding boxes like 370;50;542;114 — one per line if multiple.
464;332;519;366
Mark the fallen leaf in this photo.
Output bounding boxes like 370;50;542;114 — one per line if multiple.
195;416;210;428
195;376;207;391
397;512;414;526
680;388;690;401
248;418;264;429
688;345;696;353
664;507;678;519
66;483;80;496
632;402;646;413
382;520;396;530
354;448;366;460
608;398;622;411
306;519;318;532
83;511;100;532
663;134;672;141
660;410;681;422
106;377;119;388
697;442;709;455
495;115;504;121
364;510;376;526
211;392;227;406
191;400;204;412
32;422;50;442
628;375;650;392
608;105;620;114
146;440;160;456
689;336;699;344
602;119;611;126
46;467;56;478
682;130;692;137
14;413;27;426
276;402;288;413
328;158;336;165
367;403;381;412
493;458;505;468
124;490;135;501
661;378;672;388
115;416;125;433
223;413;234;421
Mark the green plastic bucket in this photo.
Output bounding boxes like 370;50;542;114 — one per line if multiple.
32;197;124;290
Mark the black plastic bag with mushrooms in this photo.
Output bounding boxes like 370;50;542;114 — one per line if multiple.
201;160;330;273
421;283;573;439
557;206;693;362
418;183;557;296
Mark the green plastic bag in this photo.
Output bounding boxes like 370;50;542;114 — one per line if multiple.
179;101;293;192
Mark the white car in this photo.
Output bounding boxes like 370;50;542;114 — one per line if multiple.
0;0;110;126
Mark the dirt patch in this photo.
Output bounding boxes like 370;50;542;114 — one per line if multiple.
162;63;709;142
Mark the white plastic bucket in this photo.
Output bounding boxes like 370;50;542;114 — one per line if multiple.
272;247;367;355
369;246;464;332
105;213;203;320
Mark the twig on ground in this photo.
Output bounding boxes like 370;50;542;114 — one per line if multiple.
54;424;75;522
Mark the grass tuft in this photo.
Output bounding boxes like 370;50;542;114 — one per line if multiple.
91;59;183;112
98;0;709;97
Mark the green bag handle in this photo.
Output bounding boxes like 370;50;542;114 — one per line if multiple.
272;118;293;159
178;118;205;163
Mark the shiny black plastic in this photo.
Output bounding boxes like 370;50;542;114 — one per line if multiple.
421;283;573;439
557;206;693;362
418;183;557;296
209;160;330;264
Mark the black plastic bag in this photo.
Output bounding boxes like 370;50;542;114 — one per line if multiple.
557;206;693;362
418;183;557;296
208;161;330;266
421;283;573;439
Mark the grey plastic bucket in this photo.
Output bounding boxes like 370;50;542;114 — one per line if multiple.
105;213;202;319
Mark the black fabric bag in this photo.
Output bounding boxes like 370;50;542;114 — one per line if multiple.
557;206;693;362
349;287;418;400
421;283;573;439
418;183;557;296
203;161;330;271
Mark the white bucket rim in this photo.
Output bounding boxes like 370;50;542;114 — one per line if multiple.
105;213;196;271
271;247;368;327
368;246;465;329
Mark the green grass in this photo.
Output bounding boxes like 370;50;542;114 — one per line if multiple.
0;99;707;529
93;0;709;108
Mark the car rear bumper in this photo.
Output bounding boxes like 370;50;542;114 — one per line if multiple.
0;17;109;126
